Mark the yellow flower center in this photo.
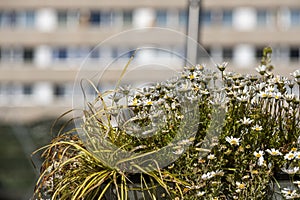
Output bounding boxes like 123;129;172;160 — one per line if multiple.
271;152;278;155
230;140;238;145
147;101;153;105
288;154;295;159
255;153;261;158
238;183;246;189
132;98;138;106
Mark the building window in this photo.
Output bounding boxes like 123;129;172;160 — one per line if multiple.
0;84;7;95
156;10;167;26
0;12;2;27
68;11;79;27
89;10;114;26
201;10;212;26
0;11;18;28
54;85;65;97
123;10;133;26
57;10;79;28
112;48;119;58
1;48;11;62
58;49;67;59
9;11;17;26
90;48;100;59
6;11;17;28
57;11;68;27
89;11;101;25
100;11;114;26
0;10;35;28
0;47;26;63
24;11;35;27
23;48;34;63
23;84;33;95
223;47;233;59
255;47;264;59
14;48;22;62
0;84;3;96
222;10;233;27
289;47;299;60
53;48;68;60
290;10;300;26
179;10;188;26
257;10;268;27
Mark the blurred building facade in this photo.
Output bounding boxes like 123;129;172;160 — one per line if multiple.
0;0;299;123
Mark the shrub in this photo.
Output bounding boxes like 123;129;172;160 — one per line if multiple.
33;47;300;200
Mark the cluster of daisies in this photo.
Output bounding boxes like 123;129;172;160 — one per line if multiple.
113;60;300;199
163;58;300;199
84;57;300;199
34;48;300;199
66;49;300;199
226;138;300;167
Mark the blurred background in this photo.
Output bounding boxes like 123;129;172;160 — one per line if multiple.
0;0;299;199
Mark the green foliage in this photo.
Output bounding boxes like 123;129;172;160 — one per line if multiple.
33;48;300;199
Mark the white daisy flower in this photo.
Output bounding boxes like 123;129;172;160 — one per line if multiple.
225;136;240;146
282;167;299;175
266;148;282;156
258;91;268;98
254;150;264;158
237;95;249;102
284;152;296;160
239;117;254;125
265;86;275;93
273;92;282;100
293;181;300;188
252;124;263;131
254;150;265;166
236;181;246;190
256;65;266;74
196;191;206;196
145;100;153;105
291;69;300;78
281;187;300;199
207;154;216;160
281;187;294;195
216;62;228;72
201;171;216;180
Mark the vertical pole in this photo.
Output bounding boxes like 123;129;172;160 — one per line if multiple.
186;0;201;65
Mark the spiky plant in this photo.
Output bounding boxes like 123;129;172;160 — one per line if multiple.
33;47;300;200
